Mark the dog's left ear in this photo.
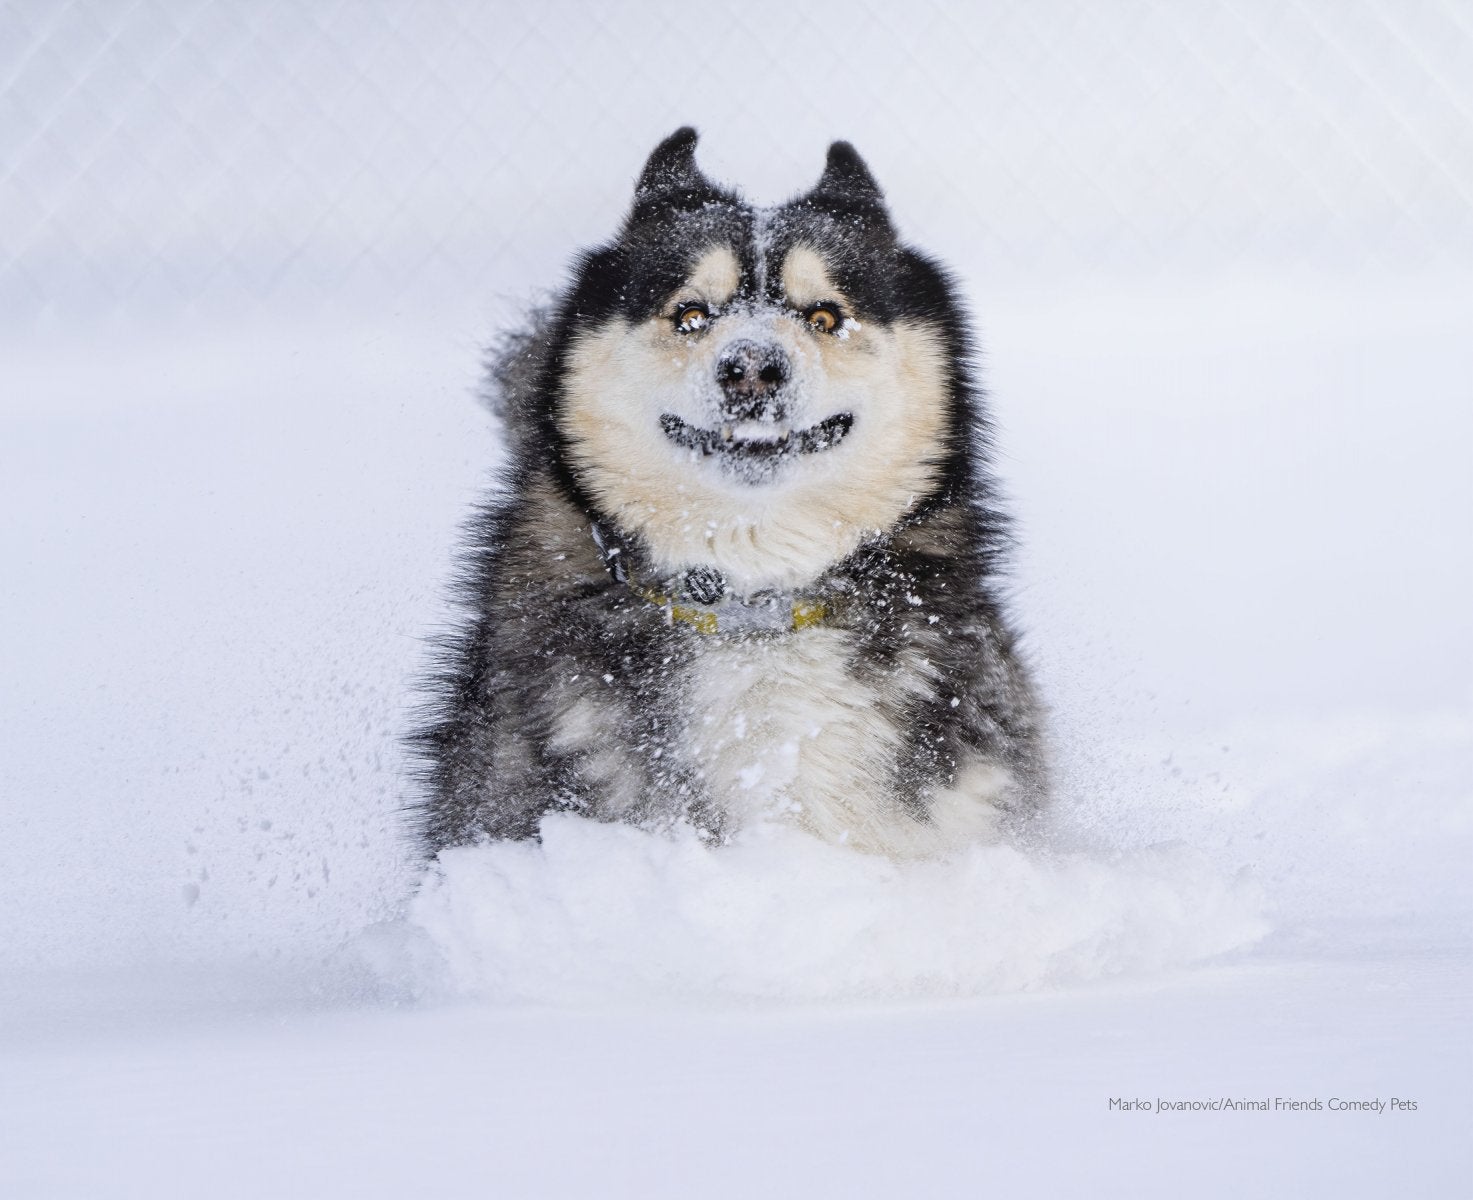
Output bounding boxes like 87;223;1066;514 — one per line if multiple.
811;141;885;207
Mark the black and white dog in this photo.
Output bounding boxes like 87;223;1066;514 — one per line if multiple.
414;129;1045;858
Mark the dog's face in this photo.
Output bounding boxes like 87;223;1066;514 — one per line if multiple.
552;129;970;593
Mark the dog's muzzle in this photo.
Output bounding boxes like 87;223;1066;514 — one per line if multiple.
661;337;852;470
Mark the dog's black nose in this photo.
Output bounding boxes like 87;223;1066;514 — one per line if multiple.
716;340;789;421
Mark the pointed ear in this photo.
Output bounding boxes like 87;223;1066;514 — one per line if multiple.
812;141;885;205
635;127;705;198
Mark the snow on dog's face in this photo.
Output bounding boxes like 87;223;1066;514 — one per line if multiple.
552;129;971;593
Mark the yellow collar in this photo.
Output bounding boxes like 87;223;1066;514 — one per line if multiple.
629;582;829;635
591;522;831;634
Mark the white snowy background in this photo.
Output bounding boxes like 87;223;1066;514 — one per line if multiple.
2;0;1470;1195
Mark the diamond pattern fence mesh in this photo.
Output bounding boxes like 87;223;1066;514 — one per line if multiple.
3;0;1471;331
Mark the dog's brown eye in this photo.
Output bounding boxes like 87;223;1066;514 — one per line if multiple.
675;303;710;333
806;304;841;334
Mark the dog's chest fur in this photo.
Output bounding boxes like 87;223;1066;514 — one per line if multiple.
528;486;920;837
685;627;903;845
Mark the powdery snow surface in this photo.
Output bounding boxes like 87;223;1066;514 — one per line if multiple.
384;820;1266;1004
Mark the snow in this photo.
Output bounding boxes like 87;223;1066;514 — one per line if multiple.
377;819;1265;1004
4;2;1472;1195
4;957;1466;1199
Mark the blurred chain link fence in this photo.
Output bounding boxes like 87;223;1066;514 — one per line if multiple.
3;0;1471;328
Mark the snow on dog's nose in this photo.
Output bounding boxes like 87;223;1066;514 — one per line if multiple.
716;339;789;422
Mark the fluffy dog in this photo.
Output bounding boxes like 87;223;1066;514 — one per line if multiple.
414;128;1045;858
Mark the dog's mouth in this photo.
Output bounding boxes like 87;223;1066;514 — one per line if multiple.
659;412;854;460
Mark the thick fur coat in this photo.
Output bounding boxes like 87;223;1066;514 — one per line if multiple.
413;129;1045;858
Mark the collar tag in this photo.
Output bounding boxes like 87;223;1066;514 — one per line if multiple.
709;598;795;634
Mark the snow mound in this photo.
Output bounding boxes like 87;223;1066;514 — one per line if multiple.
368;815;1267;1003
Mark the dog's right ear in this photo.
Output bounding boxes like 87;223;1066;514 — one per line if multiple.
634;127;706;199
813;141;885;206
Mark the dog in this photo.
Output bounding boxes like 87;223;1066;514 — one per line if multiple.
413;128;1045;859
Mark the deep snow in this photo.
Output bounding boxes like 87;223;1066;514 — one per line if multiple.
383;821;1266;1004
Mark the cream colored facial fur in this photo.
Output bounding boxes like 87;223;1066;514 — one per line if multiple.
559;243;951;593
